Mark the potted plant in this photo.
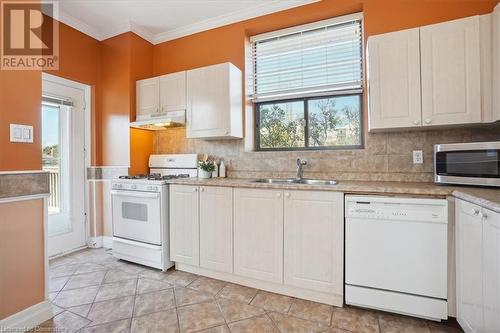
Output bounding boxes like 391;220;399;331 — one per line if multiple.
198;160;215;179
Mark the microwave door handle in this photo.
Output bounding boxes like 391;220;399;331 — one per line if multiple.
111;190;160;199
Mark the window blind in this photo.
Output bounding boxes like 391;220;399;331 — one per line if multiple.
250;15;363;102
42;94;73;107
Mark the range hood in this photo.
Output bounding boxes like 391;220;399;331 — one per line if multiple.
130;110;185;131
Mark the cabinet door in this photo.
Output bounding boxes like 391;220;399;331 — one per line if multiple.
493;5;500;121
136;77;159;117
421;16;481;126
159;71;186;112
456;199;483;333
284;190;344;294
199;186;233;273
483;208;500;333
368;28;422;130
169;185;199;266
187;63;230;138
234;188;283;283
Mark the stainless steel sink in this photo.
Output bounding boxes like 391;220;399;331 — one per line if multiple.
252;178;337;185
297;179;337;185
252;178;297;184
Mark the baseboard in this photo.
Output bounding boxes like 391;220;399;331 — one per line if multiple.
0;300;53;332
87;236;102;248
87;236;112;249
103;236;113;249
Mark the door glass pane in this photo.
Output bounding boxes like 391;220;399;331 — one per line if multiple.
42;104;70;235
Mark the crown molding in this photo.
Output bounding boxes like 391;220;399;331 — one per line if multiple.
57;0;319;44
58;10;103;41
152;0;320;44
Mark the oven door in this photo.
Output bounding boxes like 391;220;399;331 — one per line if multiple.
111;190;162;245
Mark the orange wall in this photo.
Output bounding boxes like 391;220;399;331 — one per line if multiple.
154;0;498;74
129;34;154;175
0;199;45;318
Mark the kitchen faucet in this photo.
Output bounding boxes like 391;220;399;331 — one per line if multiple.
296;158;307;180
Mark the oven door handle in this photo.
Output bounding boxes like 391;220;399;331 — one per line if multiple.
111;190;160;199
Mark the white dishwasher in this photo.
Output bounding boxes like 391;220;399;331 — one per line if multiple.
345;195;448;321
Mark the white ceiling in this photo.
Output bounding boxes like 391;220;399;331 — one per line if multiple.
56;0;319;44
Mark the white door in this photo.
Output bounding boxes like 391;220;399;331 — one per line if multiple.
420;16;481;126
483;208;500;333
169;185;199;266
199;186;233;273
159;71;186;112
234;188;283;283
456;199;484;333
368;28;422;130
136;77;159;117
111;190;161;245
186;63;229;138
284;190;343;294
42;74;88;256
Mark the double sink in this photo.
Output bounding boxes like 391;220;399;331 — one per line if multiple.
252;178;337;185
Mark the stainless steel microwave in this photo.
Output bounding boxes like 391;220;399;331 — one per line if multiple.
434;142;500;187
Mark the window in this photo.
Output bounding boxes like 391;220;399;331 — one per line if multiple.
250;14;363;150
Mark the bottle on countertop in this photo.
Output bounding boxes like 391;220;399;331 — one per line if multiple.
212;160;219;178
219;160;226;178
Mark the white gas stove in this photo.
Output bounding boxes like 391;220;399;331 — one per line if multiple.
111;154;198;270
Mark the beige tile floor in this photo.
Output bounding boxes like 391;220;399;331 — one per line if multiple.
35;248;463;333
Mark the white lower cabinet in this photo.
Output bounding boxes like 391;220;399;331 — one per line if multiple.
170;185;345;305
233;188;284;284
284;190;344;294
169;185;199;266
199;186;233;273
456;198;500;333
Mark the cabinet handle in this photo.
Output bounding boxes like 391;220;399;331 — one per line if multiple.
193;188;198;192
285;192;290;198
200;187;205;192
480;212;488;219
424;119;431;124
471;208;480;216
413;120;420;125
276;193;281;198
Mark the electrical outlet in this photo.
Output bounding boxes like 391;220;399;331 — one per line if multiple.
413;150;423;164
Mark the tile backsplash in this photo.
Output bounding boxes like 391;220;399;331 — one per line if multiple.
154;124;500;182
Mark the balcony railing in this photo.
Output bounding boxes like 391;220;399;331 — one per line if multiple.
44;166;60;212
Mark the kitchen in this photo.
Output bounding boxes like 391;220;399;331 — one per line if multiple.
0;0;499;332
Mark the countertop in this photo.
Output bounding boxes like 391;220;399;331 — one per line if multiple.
166;177;499;212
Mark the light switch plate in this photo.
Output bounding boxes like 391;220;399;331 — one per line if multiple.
413;150;423;164
10;124;33;143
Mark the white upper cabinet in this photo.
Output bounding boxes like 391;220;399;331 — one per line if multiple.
233;188;283;284
493;4;500;121
169;185;200;266
187;62;243;139
284;190;344;295
368;14;495;131
159;71;186;113
136;77;159;118
420;16;481;126
136;71;186;120
368;28;422;130
199;186;233;274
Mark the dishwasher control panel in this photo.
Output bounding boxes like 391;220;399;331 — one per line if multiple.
345;195;448;223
